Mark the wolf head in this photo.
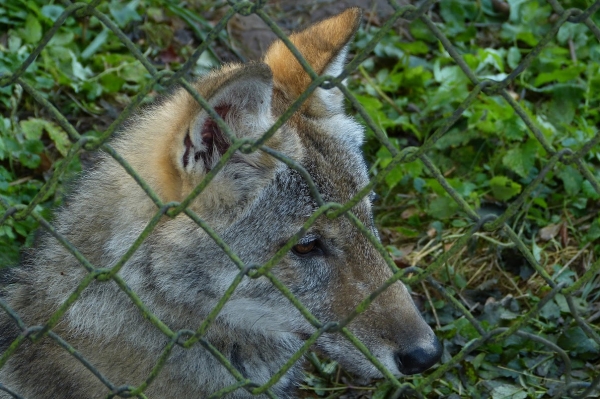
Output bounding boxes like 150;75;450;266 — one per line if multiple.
119;6;441;385
5;8;441;399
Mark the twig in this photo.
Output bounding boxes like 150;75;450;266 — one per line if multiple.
358;65;404;116
443;232;515;247
568;38;577;63
411;240;443;267
8;176;33;186
465;261;489;287
494;257;525;297
421;281;441;329
554;242;591;280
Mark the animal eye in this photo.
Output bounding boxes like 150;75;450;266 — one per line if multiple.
292;240;319;256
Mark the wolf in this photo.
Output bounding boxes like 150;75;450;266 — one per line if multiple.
0;8;441;398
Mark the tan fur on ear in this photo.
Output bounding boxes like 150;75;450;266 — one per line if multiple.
263;8;361;100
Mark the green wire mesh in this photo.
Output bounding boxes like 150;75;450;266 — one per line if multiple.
0;0;599;398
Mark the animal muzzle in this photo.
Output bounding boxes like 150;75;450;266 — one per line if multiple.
394;333;442;375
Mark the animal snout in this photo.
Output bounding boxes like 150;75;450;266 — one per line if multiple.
394;334;442;375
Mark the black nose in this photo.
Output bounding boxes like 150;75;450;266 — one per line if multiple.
395;336;442;375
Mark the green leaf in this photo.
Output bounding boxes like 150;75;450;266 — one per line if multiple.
398;41;429;55
43;121;71;156
428;196;459;219
13;222;28;237
376;146;393;168
490;176;521;201
109;0;142;28
557;326;600;357
395;227;419;238
455;317;479;340
452;219;468;227
41;5;64;22
557;165;583;196
48;30;74;47
20;14;42;43
121;61;149;83
24;139;43;154
0;225;16;240
384;165;403;188
547;86;585;126
539;299;560;320
534;65;586;86
81;28;109;59
20;118;71;156
70;51;92;81
372;381;394;399
99;74;125;94
491;383;527;399
502;139;538;178
454;272;467;289
473;352;486;370
507;47;522;70
553;293;570;313
533;197;547;208
476;48;505;73
20;118;45;141
320;360;338;375
414;177;426;192
586;218;600;242
532;240;542;262
18;151;40;169
355;94;382;115
515;31;537;47
546;85;585;126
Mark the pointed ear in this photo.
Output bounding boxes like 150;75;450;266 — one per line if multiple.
180;64;273;175
263;8;361;102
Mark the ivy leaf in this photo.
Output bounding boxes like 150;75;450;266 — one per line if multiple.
547;86;585;126
557;326;600;358
41;5;65;22
18;151;41;169
355;94;383;116
20;119;45;141
490;176;522;201
82;28;110;59
557;165;583;196
539;300;560;321
372;381;394;399
502;139;537;178
23;140;44;155
582;180;600;200
587;218;600;242
491;383;527;399
383;172;403;191
428;196;459;219
376;146;393;168
20;118;71;156
43;121;71;156
109;0;142;28
534;65;585;86
70;52;92;81
19;14;42;44
507;46;522;69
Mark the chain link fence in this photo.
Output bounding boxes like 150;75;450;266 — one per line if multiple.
0;0;599;398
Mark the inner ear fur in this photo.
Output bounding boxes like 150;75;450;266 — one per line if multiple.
127;63;277;205
181;63;274;175
263;8;362;101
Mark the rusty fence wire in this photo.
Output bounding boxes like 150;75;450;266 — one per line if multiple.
1;0;599;398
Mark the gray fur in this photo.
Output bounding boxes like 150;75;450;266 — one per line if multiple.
0;9;441;398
